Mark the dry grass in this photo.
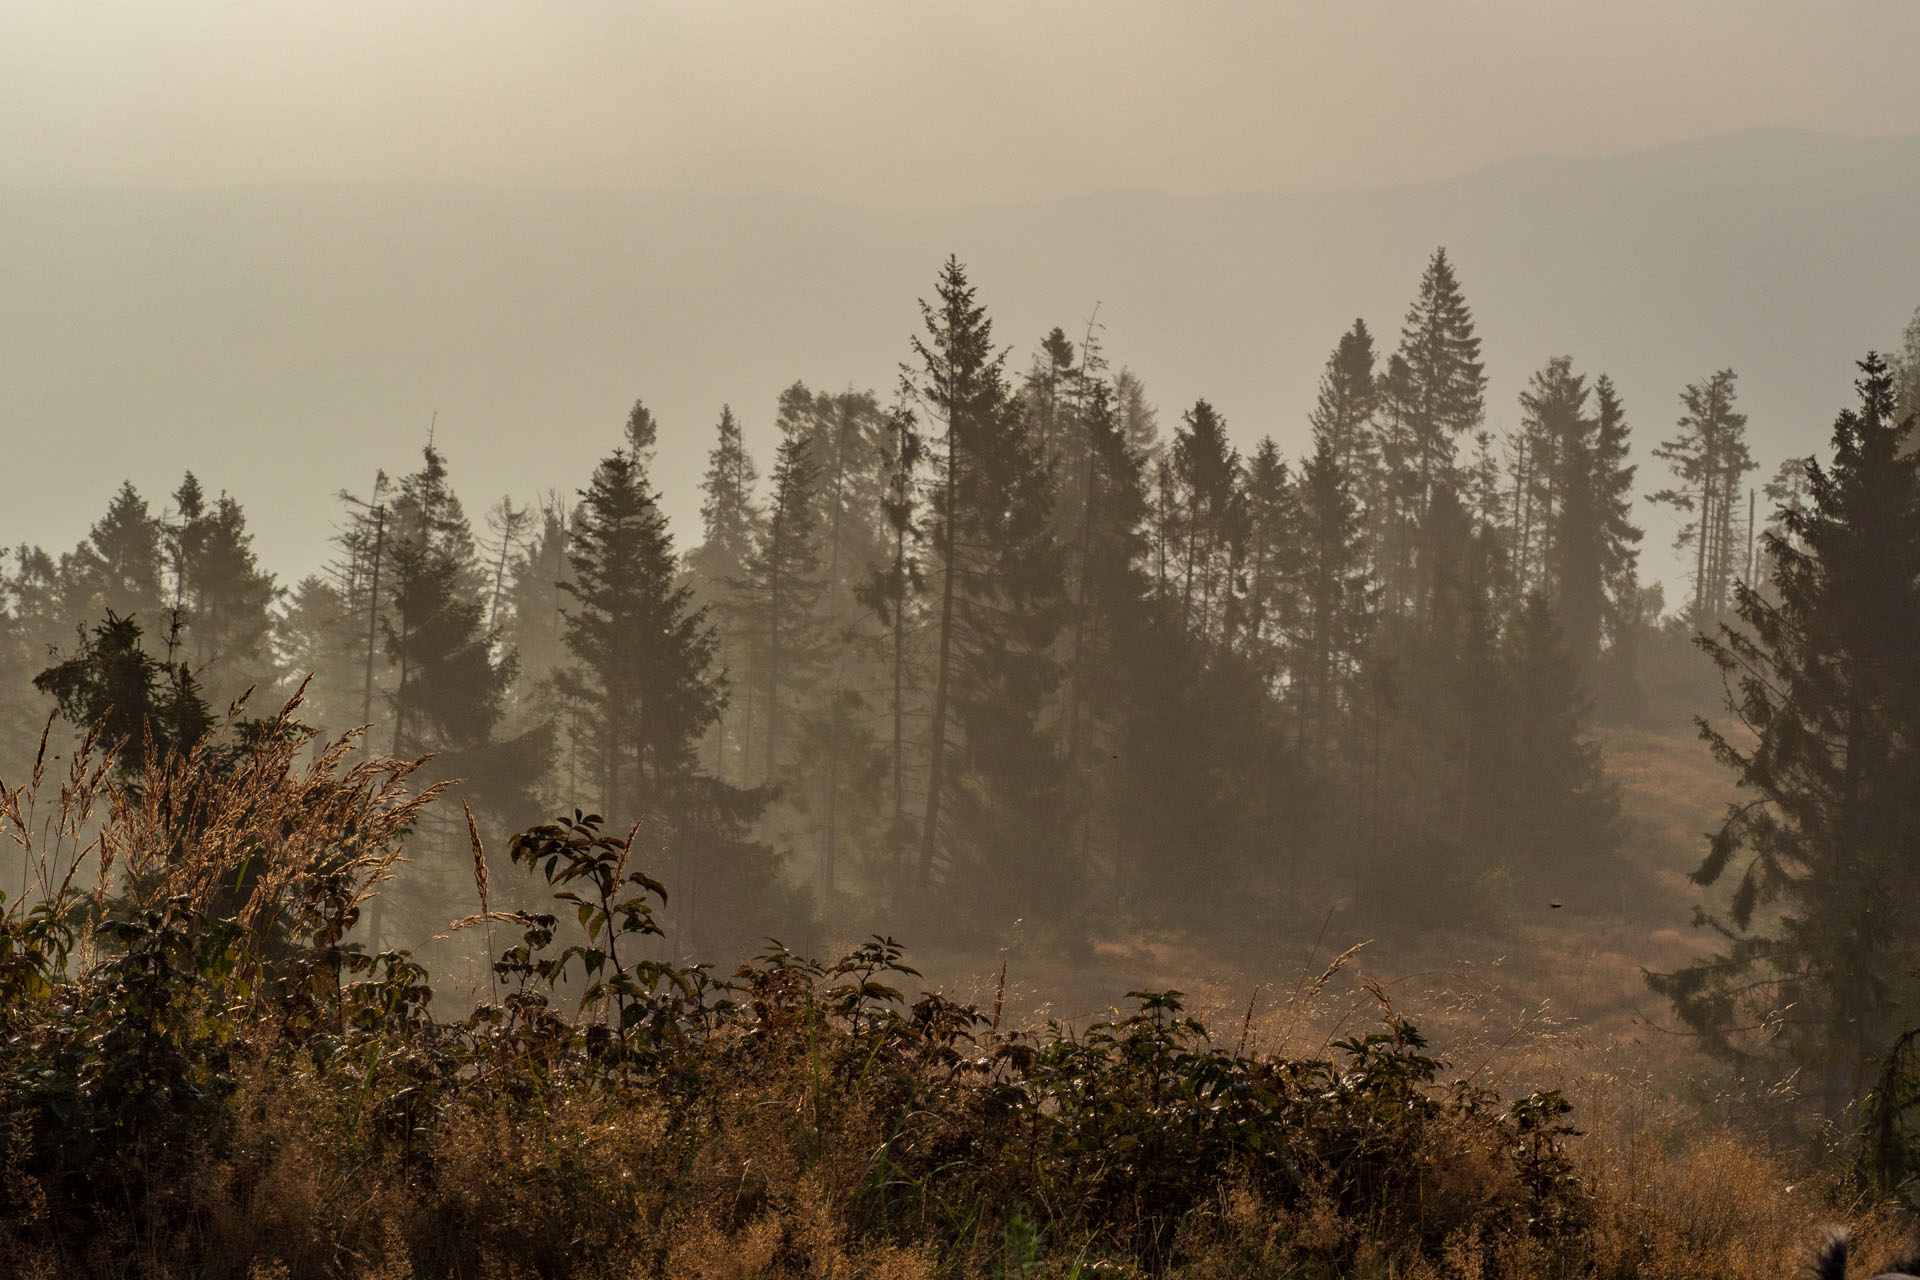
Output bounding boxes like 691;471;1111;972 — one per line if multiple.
0;705;1904;1279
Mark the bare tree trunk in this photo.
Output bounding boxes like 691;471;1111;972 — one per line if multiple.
917;436;959;891
890;523;907;866
1704;477;1720;621
1064;420;1099;763
765;557;782;781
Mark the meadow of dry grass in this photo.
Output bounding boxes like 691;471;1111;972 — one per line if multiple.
901;725;1733;1086
0;710;1902;1279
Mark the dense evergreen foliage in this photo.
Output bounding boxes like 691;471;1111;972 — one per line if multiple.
0;249;1766;956
1;251;1905;1027
2;244;1918;1275
1649;355;1920;1110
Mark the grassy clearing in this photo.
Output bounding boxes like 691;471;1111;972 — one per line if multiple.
0;710;1894;1278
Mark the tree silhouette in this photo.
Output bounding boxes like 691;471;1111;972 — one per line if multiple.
1649;354;1920;1109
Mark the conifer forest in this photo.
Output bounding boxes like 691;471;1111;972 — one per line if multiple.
8;9;1920;1275
5;241;1920;1276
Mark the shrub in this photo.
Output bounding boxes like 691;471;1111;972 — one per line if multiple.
0;695;1886;1277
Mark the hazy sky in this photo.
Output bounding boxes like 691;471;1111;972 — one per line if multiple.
5;2;1919;202
5;3;1920;599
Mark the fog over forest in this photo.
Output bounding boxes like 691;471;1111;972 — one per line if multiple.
5;7;1920;1277
6;128;1920;593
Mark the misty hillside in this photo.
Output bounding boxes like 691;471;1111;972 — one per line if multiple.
8;116;1920;1278
3;127;1917;584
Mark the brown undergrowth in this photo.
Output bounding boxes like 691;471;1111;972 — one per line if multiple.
0;701;1897;1278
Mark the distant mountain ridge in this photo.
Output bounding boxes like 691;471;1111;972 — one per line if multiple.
3;127;1917;593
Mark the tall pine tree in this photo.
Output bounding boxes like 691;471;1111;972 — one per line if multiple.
1513;357;1642;674
1170;399;1240;644
739;433;826;786
1387;250;1487;616
1308;319;1382;500
558;426;795;952
1650;354;1920;1108
1651;369;1755;628
167;475;279;704
383;445;548;826
558;444;718;817
61;482;167;637
1289;434;1374;757
857;402;925;893
688;406;764;783
902;257;1067;928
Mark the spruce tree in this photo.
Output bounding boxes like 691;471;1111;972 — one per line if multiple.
1454;430;1501;545
0;547;64;768
901;257;1067;925
774;385;885;616
1587;375;1647;716
1113;367;1161;460
1651;369;1756;627
1389;250;1487;616
906;256;1004;892
61;482;167;634
558;430;791;952
326;471;395;748
1056;327;1111;739
1649;354;1920;1108
1170;399;1240;643
1290;434;1374;757
1021;327;1078;465
4;545;61;663
624;398;660;462
763;387;887;888
1096;414;1278;927
383;446;547;824
1368;480;1506;890
502;496;571;708
764;391;890;901
1308;319;1382;490
856;402;925;889
739;433;826;785
1590;375;1642;651
1022;327;1092;546
385;531;499;757
691;406;761;588
1236;438;1298;673
687;406;764;782
1396;249;1487;509
274;574;363;737
1373;352;1422;614
1059;373;1155;875
383;447;482;754
35;612;215;781
558;441;721;819
1513;358;1642;674
1512;357;1587;593
167;473;208;610
1757;457;1815;568
167;476;279;702
1309;321;1391;616
1149;451;1181;598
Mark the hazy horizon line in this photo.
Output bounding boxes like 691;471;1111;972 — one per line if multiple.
5;125;1914;209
